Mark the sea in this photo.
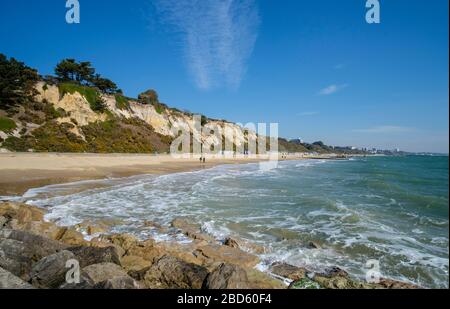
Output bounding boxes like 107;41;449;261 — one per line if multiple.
7;155;449;288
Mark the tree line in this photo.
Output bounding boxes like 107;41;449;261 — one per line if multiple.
1;53;162;111
0;53;39;109
54;59;121;94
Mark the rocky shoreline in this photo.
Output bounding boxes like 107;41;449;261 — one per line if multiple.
0;202;420;289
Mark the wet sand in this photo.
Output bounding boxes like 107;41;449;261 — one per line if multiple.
0;153;288;196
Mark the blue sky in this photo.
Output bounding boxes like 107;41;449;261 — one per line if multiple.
1;0;448;153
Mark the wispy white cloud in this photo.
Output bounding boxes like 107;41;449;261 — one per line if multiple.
353;126;416;134
318;84;348;96
152;0;260;90
297;111;319;116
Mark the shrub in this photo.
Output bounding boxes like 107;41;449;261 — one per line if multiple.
115;94;130;110
138;89;159;105
81;117;172;153
2;136;33;152
31;121;87;152
0;117;17;133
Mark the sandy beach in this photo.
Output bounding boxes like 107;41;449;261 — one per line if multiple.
0;152;304;196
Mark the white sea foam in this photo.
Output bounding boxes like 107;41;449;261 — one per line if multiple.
15;159;449;289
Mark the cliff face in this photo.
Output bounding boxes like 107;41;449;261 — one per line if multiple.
0;82;258;153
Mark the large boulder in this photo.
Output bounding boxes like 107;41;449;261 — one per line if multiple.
246;269;286;289
193;244;260;269
171;218;216;243
56;227;87;246
30;250;76;288
203;263;250;289
100;233;140;253
223;237;267;254
0;202;45;224
0;229;65;280
375;278;420;289
0;202;65;240
67;246;121;268
82;262;138;289
120;255;152;280
269;262;307;281
143;255;208;289
312;275;372;289
124;239;162;263
0;267;34;289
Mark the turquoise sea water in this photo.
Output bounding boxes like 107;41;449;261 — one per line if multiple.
17;155;449;288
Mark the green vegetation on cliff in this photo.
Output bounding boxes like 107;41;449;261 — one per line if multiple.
82;118;172;153
115;94;130;110
0;117;17;133
0;53;361;155
3;117;173;153
58;83;106;112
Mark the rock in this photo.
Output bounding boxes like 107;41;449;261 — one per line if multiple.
311;266;364;289
375;278;420;289
82;262;130;285
0;229;65;280
193;244;260;269
0;202;65;240
121;255;152;280
67;245;121;268
171;218;216;243
0;202;45;224
310;268;419;289
101;233;139;253
289;278;321;289
56;227;87;246
93;276;142;289
59;275;96;289
30;250;76;288
74;220;111;236
223;237;267;254
269;262;307;281
150;241;206;267
143;255;208;289
320;266;349;278
307;241;321;249
87;238;126;258
0;267;34;289
312;275;372;289
203;263;250;289
125;239;162;263
0;216;7;228
223;237;240;249
86;225;107;236
246;269;286;289
20;221;65;241
143;220;165;230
